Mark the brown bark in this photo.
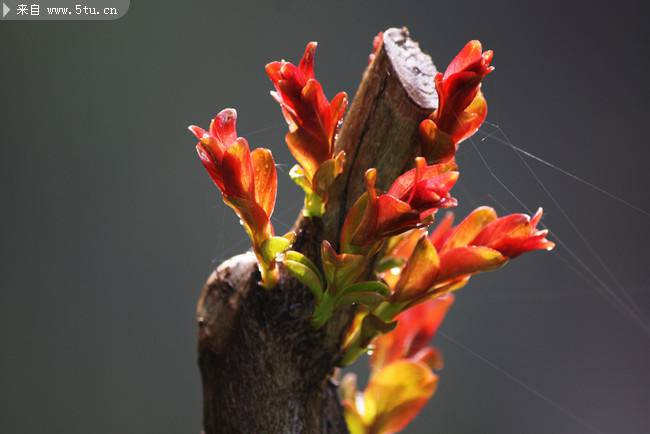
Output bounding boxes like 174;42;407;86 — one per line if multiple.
196;27;438;434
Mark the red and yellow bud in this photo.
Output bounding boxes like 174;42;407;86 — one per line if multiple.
436;206;555;258
386;207;553;302
189;109;282;287
341;159;458;253
266;42;348;215
343;297;452;434
471;207;555;257
391;236;441;302
344;360;438;434
420;40;493;163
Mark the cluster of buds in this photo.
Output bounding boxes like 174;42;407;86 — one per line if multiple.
420;40;494;163
284;40;551;348
266;43;348;216
340;206;553;363
284;157;459;328
341;296;454;434
337;206;553;426
189;109;292;288
189;36;554;433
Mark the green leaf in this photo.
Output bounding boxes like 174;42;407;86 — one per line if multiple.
337;291;387;308
336;281;391;305
373;300;408;322
321;241;366;292
303;191;325;217
284;259;324;301
284;250;324;285
311;293;335;329
290;164;327;217
261;236;292;264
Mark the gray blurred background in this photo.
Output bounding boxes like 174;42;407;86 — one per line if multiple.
1;1;648;433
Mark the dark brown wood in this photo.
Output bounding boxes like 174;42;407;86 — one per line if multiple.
197;250;347;433
197;27;438;434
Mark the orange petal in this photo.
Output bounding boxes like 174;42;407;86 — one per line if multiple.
329;92;348;142
223;196;273;247
188;124;207;141
363;360;438;433
195;143;224;191
419;118;456;164
298;41;317;81
409;171;459;211
251;148;277;218
220;137;254;199
441;206;497;252
393;236;440;302
428;212;454;250
209;108;238;146
302;78;330;132
285;129;322;181
452;90;488;144
398;295;454;358
388;159;457;199
380;229;426;289
189;124;227;164
443;40;484;79
342;170;379;251
437;246;506;282
390;229;426;261
375;194;417;237
369;331;397;375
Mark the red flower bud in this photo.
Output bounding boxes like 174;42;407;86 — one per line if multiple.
388;207;553;302
470;207;555;257
344;296;451;434
341;158;458;252
266;42;348;188
189;108;277;253
420;40;493;163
